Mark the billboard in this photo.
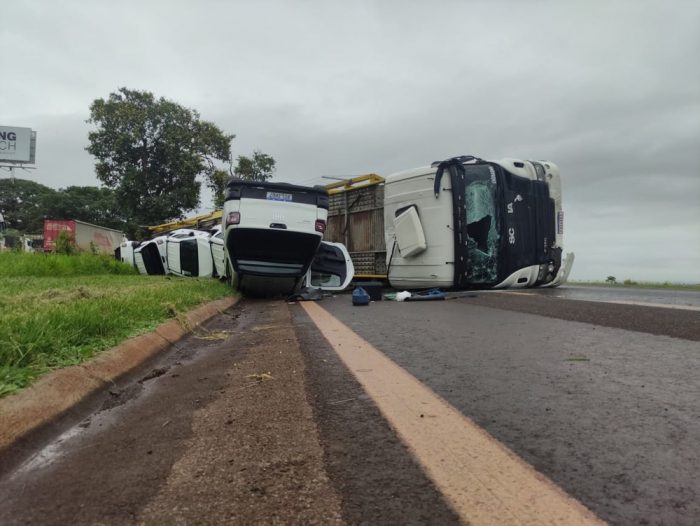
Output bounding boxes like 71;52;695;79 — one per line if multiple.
0;126;35;164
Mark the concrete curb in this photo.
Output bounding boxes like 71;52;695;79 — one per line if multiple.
0;296;239;453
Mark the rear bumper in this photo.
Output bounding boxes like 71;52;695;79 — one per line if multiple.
225;227;322;278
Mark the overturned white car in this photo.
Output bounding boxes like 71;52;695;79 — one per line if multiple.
222;179;353;296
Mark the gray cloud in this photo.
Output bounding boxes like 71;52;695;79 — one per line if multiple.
1;0;698;282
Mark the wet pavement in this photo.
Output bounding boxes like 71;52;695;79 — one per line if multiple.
319;293;700;525
0;300;456;525
1;292;699;524
0;302;344;525
520;284;700;309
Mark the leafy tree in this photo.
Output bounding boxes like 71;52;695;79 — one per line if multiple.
86;88;234;226
606;276;617;285
44;186;125;231
235;150;276;182
0;178;56;233
206;168;231;209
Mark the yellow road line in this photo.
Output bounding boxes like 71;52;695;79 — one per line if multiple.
301;302;605;526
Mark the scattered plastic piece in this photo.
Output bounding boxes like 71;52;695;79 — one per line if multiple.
352;286;371;306
354;280;383;301
395;291;412;302
287;287;323;302
405;288;445;301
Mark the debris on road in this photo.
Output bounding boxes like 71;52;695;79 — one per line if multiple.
405;288;446;301
287;286;324;302
352;286;371;306
246;372;274;382
193;330;231;340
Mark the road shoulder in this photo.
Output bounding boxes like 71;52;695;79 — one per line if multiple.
0;296;237;471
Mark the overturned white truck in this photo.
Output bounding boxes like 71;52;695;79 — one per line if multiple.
325;155;574;289
222;179;353;296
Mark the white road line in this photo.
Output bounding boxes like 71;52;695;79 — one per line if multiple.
301;302;605;526
586;299;700;312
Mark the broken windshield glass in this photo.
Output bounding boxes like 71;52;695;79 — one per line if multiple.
464;166;500;283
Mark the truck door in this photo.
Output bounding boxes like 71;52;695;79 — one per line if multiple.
305;241;354;291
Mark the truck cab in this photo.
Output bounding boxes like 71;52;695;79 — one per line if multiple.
383;156;574;290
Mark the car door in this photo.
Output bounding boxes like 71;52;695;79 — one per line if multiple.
305;241;354;291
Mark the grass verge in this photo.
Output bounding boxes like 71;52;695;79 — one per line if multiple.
0;253;233;397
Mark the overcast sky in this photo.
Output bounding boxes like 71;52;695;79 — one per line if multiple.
1;0;698;282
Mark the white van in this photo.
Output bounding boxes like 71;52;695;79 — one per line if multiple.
166;229;214;278
134;235;168;275
209;226;226;278
115;240;140;268
384;155;574;290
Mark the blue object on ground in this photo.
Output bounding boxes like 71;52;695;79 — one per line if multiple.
404;288;446;301
352;286;371;306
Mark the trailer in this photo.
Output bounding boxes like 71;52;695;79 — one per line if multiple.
325;174;387;280
43;219;124;255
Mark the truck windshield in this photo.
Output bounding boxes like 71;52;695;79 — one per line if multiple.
463;165;500;283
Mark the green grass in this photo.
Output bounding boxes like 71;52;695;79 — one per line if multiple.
0;251;136;277
0;253;233;397
568;280;700;291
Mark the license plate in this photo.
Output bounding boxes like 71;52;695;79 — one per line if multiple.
557;211;564;234
266;192;293;202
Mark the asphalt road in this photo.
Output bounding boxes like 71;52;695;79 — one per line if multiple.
318;292;700;525
518;284;700;309
1;292;698;525
0;301;456;526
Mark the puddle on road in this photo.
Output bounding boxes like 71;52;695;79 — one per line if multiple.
12;426;84;476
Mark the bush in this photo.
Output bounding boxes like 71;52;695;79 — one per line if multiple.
55;230;76;255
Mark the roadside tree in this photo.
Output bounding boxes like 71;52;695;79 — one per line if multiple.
86;88;234;227
206;168;231;209
235;150;276;182
0;178;56;233
44;186;125;231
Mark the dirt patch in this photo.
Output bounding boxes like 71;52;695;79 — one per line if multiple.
137;299;343;524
